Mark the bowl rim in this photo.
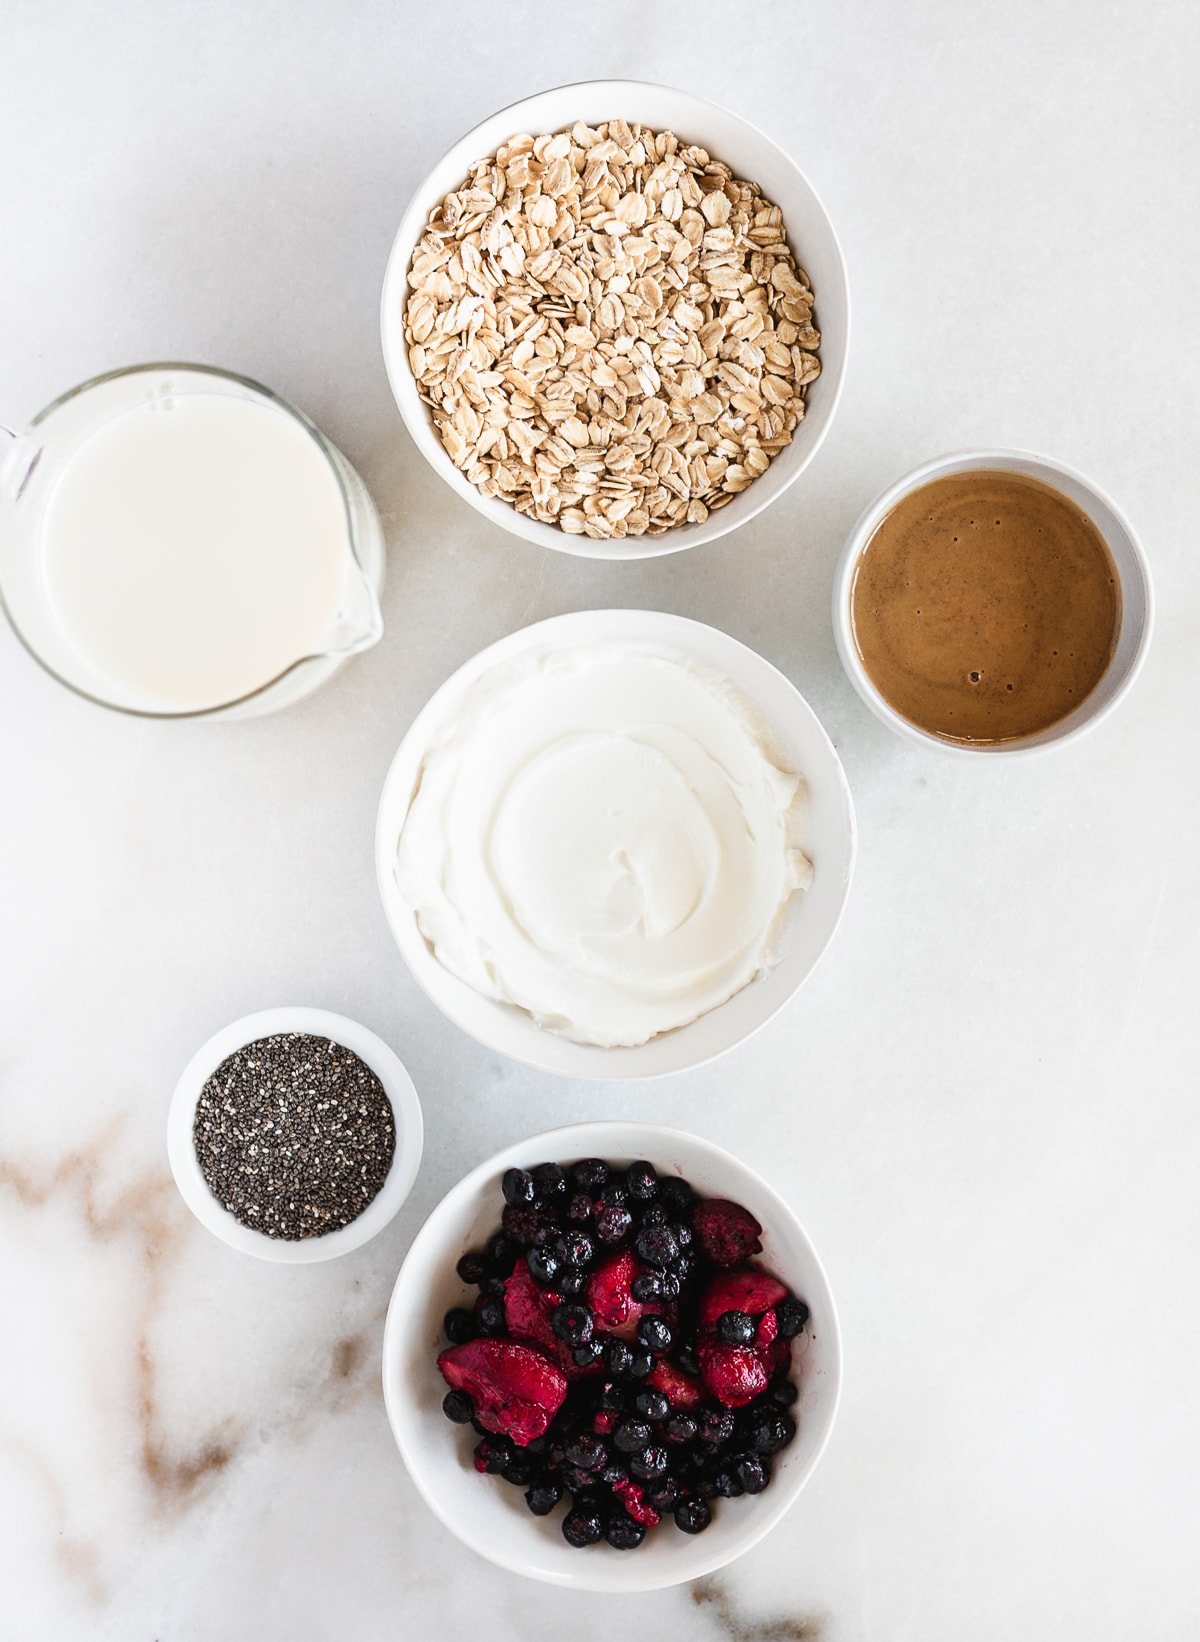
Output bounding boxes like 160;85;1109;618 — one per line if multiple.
830;445;1156;757
379;76;850;561
381;1119;843;1591
166;1006;424;1263
374;609;857;1080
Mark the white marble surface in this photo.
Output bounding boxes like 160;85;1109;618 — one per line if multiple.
2;2;1198;1637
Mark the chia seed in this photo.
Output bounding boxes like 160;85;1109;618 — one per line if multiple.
193;1032;396;1240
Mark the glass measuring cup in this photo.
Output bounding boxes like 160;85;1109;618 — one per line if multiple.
0;363;385;719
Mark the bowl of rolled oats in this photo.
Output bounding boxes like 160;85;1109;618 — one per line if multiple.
381;82;849;558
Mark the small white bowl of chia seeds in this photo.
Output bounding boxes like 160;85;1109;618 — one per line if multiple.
167;1007;423;1263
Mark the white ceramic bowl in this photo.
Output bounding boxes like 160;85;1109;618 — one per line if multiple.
375;610;856;1079
831;447;1154;756
167;1007;423;1263
382;1121;841;1591
380;79;849;560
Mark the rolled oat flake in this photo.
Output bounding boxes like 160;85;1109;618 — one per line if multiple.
193;1033;395;1239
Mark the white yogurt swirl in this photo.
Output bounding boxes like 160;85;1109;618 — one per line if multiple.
395;644;812;1048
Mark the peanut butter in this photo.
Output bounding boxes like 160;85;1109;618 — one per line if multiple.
850;470;1119;744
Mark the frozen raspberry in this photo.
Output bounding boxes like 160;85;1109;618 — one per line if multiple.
612;1476;660;1526
691;1198;763;1266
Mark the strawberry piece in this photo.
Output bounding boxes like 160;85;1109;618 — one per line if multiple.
698;1340;769;1408
503;1260;560;1351
762;1336;792;1378
613;1477;661;1527
588;1247;676;1343
588;1247;637;1330
503;1260;597;1377
699;1268;788;1331
437;1338;566;1445
755;1307;779;1347
692;1198;763;1267
645;1358;706;1411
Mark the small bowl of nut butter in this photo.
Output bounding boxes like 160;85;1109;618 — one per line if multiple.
832;449;1153;755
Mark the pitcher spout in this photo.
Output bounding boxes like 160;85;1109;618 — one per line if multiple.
321;559;385;658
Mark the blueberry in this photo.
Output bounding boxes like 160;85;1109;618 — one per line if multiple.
441;1389;474;1424
605;1516;645;1550
599;1380;629;1410
658;1177;694;1216
443;1307;479;1345
734;1452;770;1494
475;1437;513;1475
455;1251;488;1285
676;1343;701;1377
665;1413;698;1445
526;1246;560;1286
560;1230;595;1267
552;1303;595;1345
565;1432;608;1472
659;1272;682;1300
557;1267;586;1297
698;1407;736;1446
634;1389;670;1422
604;1339;635;1378
749;1411;796;1455
770;1379;799;1408
631;1271;662;1303
673;1221;693;1249
645;1477;681;1512
598;1177;629;1207
561;1463;597;1494
628;1350;654;1379
776;1297;810;1338
600;1459;630;1487
502;1167;536;1208
613;1419;653;1453
486;1232;520;1273
707;1467;742;1498
635;1225;678;1268
636;1315;673;1355
625;1161;658;1201
532;1162;568;1202
526;1479;562;1516
501;1205;540;1245
565;1192;594;1225
675;1497;712;1534
595;1205;633;1245
630;1444;668;1480
639;1203;668;1227
570;1158;609;1192
573;1338;605;1368
717;1309;756;1346
562;1507;604;1548
502;1453;535;1487
479;1275;506;1297
477;1296;505;1334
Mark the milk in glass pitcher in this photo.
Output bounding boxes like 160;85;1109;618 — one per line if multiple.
0;364;385;718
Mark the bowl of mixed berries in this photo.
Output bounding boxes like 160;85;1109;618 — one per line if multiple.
382;1122;841;1590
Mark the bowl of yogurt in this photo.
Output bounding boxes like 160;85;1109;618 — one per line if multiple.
375;611;856;1079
